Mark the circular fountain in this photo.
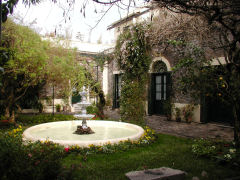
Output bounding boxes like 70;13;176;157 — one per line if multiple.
23;87;144;147
23;120;144;147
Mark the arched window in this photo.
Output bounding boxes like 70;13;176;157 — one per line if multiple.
152;61;167;73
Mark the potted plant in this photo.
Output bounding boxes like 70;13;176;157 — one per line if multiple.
182;104;195;123
56;104;61;112
163;100;173;121
175;107;181;122
37;102;44;113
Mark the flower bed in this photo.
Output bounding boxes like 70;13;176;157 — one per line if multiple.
0;124;156;179
192;138;240;166
64;126;156;154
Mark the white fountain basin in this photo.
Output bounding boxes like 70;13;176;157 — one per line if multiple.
23;120;144;147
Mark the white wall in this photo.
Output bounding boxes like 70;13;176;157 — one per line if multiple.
173;103;201;123
102;64;109;96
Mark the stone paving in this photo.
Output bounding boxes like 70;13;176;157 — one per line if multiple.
104;109;234;141
145;115;234;141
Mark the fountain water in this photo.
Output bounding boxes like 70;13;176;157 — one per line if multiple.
73;87;94;134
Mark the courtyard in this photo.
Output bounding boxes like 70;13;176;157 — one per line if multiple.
1;0;240;180
0;113;239;180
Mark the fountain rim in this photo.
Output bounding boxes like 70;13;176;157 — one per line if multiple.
22;120;145;147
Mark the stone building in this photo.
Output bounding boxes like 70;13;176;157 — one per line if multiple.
104;7;233;125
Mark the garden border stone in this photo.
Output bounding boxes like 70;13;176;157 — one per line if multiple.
125;167;186;180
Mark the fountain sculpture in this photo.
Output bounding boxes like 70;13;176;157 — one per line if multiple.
73;87;94;134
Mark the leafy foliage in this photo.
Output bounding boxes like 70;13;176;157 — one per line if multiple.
153;0;240;147
15;114;76;125
0;126;66;180
192;138;240;166
172;41;240;144
115;24;151;122
45;44;86;101
0;20;86;122
0;20;48;121
172;44;226;101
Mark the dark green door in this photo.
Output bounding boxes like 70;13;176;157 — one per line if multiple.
201;95;234;126
152;73;171;115
113;74;121;109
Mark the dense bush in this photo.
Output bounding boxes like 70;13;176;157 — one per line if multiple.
86;105;105;120
120;79;147;122
192;138;240;166
16;114;76;125
0;126;66;180
115;24;151;122
86;105;98;115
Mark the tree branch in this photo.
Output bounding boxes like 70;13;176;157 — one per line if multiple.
92;0;121;5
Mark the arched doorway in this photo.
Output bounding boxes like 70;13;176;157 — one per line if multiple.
148;60;171;115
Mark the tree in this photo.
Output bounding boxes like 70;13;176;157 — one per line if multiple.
0;19;47;122
44;42;86;113
0;20;87;122
151;0;240;146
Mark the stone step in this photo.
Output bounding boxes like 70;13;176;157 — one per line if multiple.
125;167;186;180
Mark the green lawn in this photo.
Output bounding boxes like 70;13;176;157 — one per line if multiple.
1;114;239;180
62;134;239;180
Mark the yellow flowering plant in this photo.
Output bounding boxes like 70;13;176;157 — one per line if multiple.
7;125;23;138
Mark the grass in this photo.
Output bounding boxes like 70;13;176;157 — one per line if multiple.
62;134;240;180
1;114;239;180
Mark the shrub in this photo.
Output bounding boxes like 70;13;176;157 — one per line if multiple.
56;104;61;112
0;127;66;180
182;104;195;123
120;79;147;122
192;138;240;166
86;104;105;120
16;114;76;125
115;24;151;123
175;107;181;122
86;105;98;114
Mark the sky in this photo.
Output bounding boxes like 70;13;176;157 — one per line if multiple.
12;0;145;44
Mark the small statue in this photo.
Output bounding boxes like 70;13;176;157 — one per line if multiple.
74;120;94;135
81;119;88;129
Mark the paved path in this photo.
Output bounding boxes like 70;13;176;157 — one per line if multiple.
146;115;233;141
104;109;234;141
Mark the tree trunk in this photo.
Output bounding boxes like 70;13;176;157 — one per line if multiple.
9;110;15;123
233;104;240;147
4;105;15;123
5;106;10;119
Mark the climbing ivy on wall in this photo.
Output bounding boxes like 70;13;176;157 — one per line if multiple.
115;24;151;122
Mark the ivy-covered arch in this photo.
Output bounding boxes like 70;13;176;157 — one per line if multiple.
150;57;171;73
